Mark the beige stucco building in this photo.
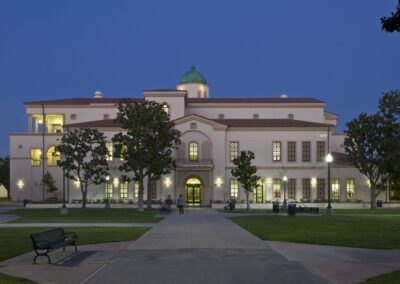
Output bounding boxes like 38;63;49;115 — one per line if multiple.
9;66;390;207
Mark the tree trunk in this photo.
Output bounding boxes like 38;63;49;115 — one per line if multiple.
246;191;250;211
146;176;152;209
138;175;144;212
370;186;377;209
82;182;88;209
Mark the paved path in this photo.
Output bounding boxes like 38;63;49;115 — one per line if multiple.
0;223;155;227
86;208;327;284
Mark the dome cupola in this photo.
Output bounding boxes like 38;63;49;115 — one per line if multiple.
177;65;209;98
179;65;207;84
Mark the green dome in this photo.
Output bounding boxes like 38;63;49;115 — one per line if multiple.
179;65;207;84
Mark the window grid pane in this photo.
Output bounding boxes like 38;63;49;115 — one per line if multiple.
106;142;113;161
31;148;41;166
332;179;340;199
230;142;239;161
272;142;281;161
302;141;311;162
189;142;198;161
317;141;326;162
105;181;113;199
287;142;296;162
273;179;281;198
317;178;325;200
134;181;139;199
230;179;238;198
346;179;355;198
120;181;128;198
302;179;311;199
288;179;296;199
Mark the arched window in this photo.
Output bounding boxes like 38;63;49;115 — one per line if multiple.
162;104;169;115
47;146;60;166
189;142;198;161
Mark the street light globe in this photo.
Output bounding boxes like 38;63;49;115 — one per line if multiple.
283;175;288;181
325;153;333;163
106;176;110;181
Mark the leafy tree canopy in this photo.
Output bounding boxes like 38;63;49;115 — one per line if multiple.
381;1;400;32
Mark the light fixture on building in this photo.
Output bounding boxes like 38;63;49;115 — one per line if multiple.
17;180;24;190
266;178;272;186
74;180;80;188
215;178;223;187
164;177;172;188
106;176;110;181
367;179;371;187
113;177;119;187
311;177;317;187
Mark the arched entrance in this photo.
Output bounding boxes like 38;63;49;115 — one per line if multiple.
185;177;202;206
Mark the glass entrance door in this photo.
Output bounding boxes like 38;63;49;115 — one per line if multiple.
185;177;202;206
253;185;264;203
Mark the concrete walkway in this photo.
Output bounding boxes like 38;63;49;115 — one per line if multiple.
0;223;155;228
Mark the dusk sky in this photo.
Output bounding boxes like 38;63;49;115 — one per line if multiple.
0;1;399;156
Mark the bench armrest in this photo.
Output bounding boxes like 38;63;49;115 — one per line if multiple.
65;232;78;240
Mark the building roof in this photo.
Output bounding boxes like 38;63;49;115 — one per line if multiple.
24;98;144;105
186;97;325;104
179;65;207;84
64;118;333;129
332;151;353;165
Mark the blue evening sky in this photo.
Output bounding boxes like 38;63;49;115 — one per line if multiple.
0;1;399;156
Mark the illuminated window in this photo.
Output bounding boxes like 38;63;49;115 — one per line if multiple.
134;181;139;199
119;145;127;161
287;141;296;162
106;143;113;161
332;179;340;199
316;141;326;162
230;142;239;161
302;179;311;199
47;146;60;166
302;141;311;162
346;179;355;198
189;142;198;161
317;178;325;200
230;179;238;199
253;181;264;203
273;179;281;198
288;179;296;199
31;148;41;166
162;104;169;115
45;114;64;133
105;180;113;199
272;142;281;161
120;181;128;199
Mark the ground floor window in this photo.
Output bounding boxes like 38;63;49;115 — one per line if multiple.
253;183;263;203
302;179;311;200
317;178;325;200
273;179;281;198
390;180;400;200
288;179;296;199
134;181;139;199
105;180;113;199
120;181;128;199
346;179;355;199
332;179;340;199
150;179;157;200
230;179;238;199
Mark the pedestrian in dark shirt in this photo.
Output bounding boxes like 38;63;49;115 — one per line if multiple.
177;194;185;214
165;195;173;214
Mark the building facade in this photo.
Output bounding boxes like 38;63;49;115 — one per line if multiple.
9;66;391;206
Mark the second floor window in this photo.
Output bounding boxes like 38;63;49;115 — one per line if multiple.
287;141;296;162
47;146;60;166
316;141;326;162
189;142;198;161
302;141;311;162
272;142;281;161
230;142;239;161
31;148;41;166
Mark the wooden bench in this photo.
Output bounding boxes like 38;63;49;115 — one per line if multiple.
30;228;78;264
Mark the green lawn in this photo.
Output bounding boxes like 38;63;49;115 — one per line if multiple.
232;215;400;249
7;208;161;223
0;227;150;262
218;209;272;214
334;209;400;215
361;270;400;283
0;273;37;284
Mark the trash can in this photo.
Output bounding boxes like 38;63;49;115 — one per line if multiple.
288;204;296;216
377;200;383;208
272;202;280;213
23;199;29;207
229;200;236;211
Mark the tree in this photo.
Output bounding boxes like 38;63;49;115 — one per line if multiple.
344;113;388;208
56;128;109;208
113;100;181;212
381;0;400;32
231;150;260;211
0;156;10;199
42;171;58;198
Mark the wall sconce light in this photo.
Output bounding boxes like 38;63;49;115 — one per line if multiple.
74;180;80;188
367;179;371;187
17;180;24;190
215;178;223;187
266;178;272;186
164;177;172;188
113;177;119;187
106;176;110;181
283;176;288;182
311;177;317;187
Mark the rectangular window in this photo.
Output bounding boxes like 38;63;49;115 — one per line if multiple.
120;181;128;199
134;181;139;199
272;142;281;162
189;142;198;161
332;179;340;199
346;179;355;198
45;114;64;133
287;141;296;162
253;183;264;203
105;181;113;199
230;179;239;199
273;179;281;198
230;142;239;161
316;141;326;162
151;179;157;200
302;178;311;200
288;178;296;199
106;142;113;161
31;148;41;166
302;141;311;162
317;178;325;200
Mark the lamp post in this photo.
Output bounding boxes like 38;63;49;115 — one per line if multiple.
60;154;68;215
105;176;110;209
282;175;288;209
325;153;333;216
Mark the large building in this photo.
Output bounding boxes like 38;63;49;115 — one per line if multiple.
9;66;391;206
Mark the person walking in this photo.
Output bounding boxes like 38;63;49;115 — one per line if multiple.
177;194;185;214
165;195;173;214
